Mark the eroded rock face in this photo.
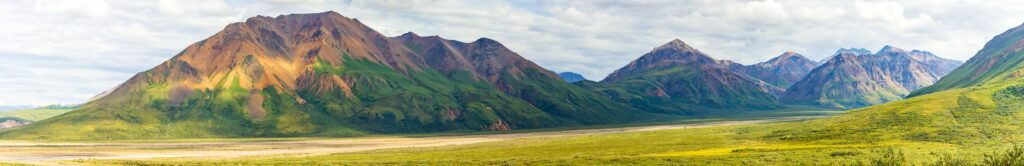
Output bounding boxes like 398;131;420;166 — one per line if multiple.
781;46;963;109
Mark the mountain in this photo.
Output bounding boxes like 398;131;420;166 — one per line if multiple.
781;46;963;108
592;39;781;114
908;50;961;77
0;11;640;140
774;22;1024;146
909;23;1024;97
557;72;587;83
724;51;820;88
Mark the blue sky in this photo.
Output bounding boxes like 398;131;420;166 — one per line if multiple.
2;0;1024;105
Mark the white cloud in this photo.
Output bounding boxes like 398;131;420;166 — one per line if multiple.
158;0;230;15
1;0;1024;105
34;0;111;18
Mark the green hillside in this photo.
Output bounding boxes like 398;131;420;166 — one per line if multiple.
910;23;1024;97
0;108;71;121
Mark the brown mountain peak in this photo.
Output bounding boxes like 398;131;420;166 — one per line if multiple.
775;51;801;59
472;37;502;46
779;51;799;58
654;39;696;52
764;51;814;67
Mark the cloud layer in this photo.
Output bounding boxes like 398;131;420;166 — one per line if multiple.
1;0;1023;105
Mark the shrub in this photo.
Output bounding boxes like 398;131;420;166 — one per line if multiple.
871;148;906;166
831;151;863;157
927;154;975;166
984;145;1024;166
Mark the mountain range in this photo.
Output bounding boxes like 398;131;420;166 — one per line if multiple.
776;22;1024;147
1;12;641;140
781;46;962;108
0;11;970;140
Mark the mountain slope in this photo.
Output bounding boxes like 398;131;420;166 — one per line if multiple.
0;11;639;140
557;72;587;83
594;39;781;114
781;46;962;108
725;51;820;88
909;23;1024;97
771;23;1024;145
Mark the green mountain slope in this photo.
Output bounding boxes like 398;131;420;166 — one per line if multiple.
909;23;1024;97
0;12;639;140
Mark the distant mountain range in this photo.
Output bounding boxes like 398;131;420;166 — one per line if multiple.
779;22;1024;148
781;46;962;108
722;51;820;88
0;11;969;140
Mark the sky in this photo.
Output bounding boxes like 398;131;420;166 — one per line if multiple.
1;0;1024;106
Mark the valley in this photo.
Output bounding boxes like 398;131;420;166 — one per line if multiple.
0;112;831;165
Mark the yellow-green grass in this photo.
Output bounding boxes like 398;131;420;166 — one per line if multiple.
1;107;838;144
78;122;993;165
0;109;71;121
80;81;1024;165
